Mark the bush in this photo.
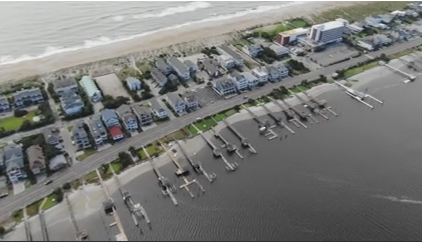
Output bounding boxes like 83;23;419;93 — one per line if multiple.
14;109;28;117
0;226;5;235
62;182;71;191
53;188;64;203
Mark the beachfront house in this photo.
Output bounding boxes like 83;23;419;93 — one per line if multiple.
156;58;172;75
3;144;26;183
151;67;168;87
60;92;85;116
229;71;248;92
184;60;197;73
269;44;289;57
242;44;262;57
149;98;168;120
125;77;142;91
116;104;139;131
166;93;187;116
183;93;200;111
0;95;10;113
80;76;102;103
243;72;259;89
13;88;44;108
54;76;78;96
252;67;269;84
26;145;46;175
132;104;153;126
167;57;190;80
213;77;237;96
218;55;236;69
73;121;92;150
87;115;108;145
357;34;393;51
202;58;221;78
101;109;120;128
218;45;244;66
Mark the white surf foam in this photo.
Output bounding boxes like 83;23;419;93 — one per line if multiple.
111;15;125;22
134;1;212;19
0;1;305;66
375;195;422;205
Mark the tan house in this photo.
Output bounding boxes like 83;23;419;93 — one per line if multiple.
26;145;46;175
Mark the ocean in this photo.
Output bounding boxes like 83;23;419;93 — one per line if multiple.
0;1;302;65
73;71;422;241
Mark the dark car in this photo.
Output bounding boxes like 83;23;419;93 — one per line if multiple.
44;180;53;185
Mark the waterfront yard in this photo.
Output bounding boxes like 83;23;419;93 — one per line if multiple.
137;144;162;159
77;149;96;161
289;85;311;93
0;110;37;131
41;194;59;211
188;118;217;135
344;62;379;78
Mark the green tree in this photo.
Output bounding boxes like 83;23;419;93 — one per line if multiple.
62;182;71;191
0;226;5;235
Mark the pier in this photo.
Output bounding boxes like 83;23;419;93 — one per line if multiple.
288;89;326;121
109;163;151;228
39;211;49;241
23;206;32;241
296;87;338;117
175;139;217;183
159;140;205;198
211;128;244;159
191;124;238;171
65;195;89;241
380;60;416;81
142;146;178;206
268;97;304;128
260;104;295;134
334;81;383;109
241;105;264;125
95;169;128;241
241;105;279;140
221;119;257;154
279;98;311;126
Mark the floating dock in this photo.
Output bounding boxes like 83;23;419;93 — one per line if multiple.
65;195;89;241
191;124;238;171
279;98;310;126
269;98;304;128
39;211;49;241
222;119;257;154
23;206;33;241
380;60;416;81
159;140;205;198
175;139;216;183
296;87;338;117
212;127;244;159
260;104;295;134
288;89;325;121
142;146;178;206
334;81;383;109
242;105;279;140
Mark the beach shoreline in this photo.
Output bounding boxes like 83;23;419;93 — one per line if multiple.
0;1;355;83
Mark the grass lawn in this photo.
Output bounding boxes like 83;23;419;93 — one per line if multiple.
67;125;73;132
41;194;59;211
213;113;226;122
240;103;252;110
12;210;23;223
0;110;37;131
155;119;169;125
188;118;217;135
26;200;42;217
84;170;98;183
71;179;83;190
253;23;292;37
24;180;31;189
289;19;309;28
224;109;238;117
289;85;310;93
77;149;96;161
108;161;123;174
344;61;379;78
138;145;159;159
388;49;415;59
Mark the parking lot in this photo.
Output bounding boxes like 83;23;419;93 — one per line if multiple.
95;73;131;99
308;43;360;67
183;86;221;107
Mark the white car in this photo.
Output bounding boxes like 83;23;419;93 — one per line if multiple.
72;140;75;145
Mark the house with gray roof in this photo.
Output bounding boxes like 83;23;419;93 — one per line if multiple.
184;60;197;73
202;58;221;78
229;71;248;92
269;44;289;57
80;75;102;103
183;92;200;111
87;115;108;145
167;57;190;80
60;92;84;116
116;104;138;131
218;45;244;66
213;77;237;96
166;93;186;115
126;77;142;91
0;95;10;113
3;144;26;183
265;66;281;82
42;127;62;146
156;58;172;75
151;67;168;87
149;98;168;120
13;88;44;108
273;64;289;79
132;104;153;126
49;154;67;171
168;74;179;85
243;72;259;89
242;44;262;57
357;34;393;51
55;76;78;96
26;145;45;175
101;109;120;128
73;121;91;150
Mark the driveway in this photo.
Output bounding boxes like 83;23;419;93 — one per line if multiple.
12;181;25;195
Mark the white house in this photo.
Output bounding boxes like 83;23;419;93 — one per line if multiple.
167;57;190;80
126;77;142;91
242;44;262;57
252;67;269;84
166;93;186;116
357;34;393;51
218;45;244;66
243;72;259;89
218;55;236;69
269;44;289;57
229;71;248;92
273;64;289;78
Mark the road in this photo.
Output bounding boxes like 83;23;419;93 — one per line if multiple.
1;37;421;218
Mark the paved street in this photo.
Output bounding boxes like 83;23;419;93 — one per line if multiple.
1;37;422;218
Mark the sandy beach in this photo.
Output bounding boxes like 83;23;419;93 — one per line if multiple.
0;1;354;83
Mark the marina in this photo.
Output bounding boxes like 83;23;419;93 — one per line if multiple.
269;97;305;128
222;119;257;154
288;89;325;122
334;81;384;109
260;103;295;134
297;87;338;117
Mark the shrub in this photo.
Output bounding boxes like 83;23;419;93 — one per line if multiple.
14;109;28;118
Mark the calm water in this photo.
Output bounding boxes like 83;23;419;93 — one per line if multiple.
0;1;300;65
70;71;422;241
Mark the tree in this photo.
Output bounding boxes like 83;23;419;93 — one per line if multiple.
53;187;64;203
128;146;136;156
14;109;28;118
62;182;71;191
300;80;309;87
0;226;5;235
118;152;133;170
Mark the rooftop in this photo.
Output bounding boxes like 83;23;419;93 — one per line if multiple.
125;77;141;85
149;98;165;111
55;76;77;89
312;20;346;31
219;45;242;61
13;88;42;100
279;27;309;36
167;92;185;107
109;126;123;138
80;76;101;96
215;77;235;88
87;115;107;138
168;57;189;74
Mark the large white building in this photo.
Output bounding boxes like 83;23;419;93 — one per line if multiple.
309;20;346;44
276;28;309;46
